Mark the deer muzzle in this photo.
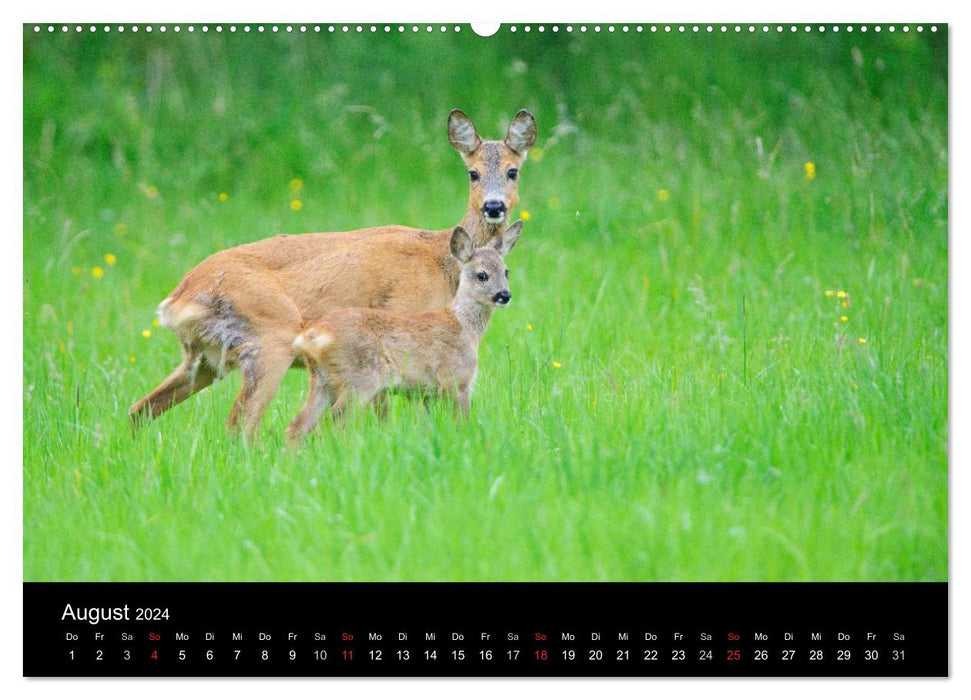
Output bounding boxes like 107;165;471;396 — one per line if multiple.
482;199;507;223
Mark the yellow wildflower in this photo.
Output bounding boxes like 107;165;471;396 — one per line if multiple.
824;290;835;297
290;199;303;211
840;315;849;323
290;178;304;193
858;338;867;345
520;210;531;221
130;356;136;363
526;324;534;331
141;329;152;338
91;266;104;279
804;162;816;180
218;192;229;203
104;253;117;266
152;318;160;328
657;189;670;202
552;361;562;369
837;290;847;298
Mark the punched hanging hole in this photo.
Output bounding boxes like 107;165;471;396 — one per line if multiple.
471;23;501;37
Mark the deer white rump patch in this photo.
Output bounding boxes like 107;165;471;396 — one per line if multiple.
157;298;207;333
293;329;334;353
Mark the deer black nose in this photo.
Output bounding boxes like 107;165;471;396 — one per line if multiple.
483;200;506;218
494;290;511;306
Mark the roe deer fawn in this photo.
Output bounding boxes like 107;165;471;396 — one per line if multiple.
285;222;519;445
129;109;537;438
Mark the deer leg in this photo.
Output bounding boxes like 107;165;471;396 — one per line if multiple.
344;375;385;422
327;388;349;428
221;281;303;436
129;349;217;427
285;369;333;446
229;339;297;440
225;393;244;432
454;386;471;420
436;370;470;420
370;392;390;420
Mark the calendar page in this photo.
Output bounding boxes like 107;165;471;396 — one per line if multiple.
21;19;948;677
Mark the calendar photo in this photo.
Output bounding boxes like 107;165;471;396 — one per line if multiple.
23;23;946;594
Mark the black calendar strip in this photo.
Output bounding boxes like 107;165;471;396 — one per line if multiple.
23;582;947;677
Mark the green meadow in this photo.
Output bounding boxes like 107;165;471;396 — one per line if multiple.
23;25;947;581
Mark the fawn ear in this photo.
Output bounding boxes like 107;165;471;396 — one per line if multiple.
448;109;482;156
449;226;475;263
504;110;537;153
492;219;522;257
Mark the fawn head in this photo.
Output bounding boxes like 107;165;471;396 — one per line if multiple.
449;221;521;307
448;109;537;226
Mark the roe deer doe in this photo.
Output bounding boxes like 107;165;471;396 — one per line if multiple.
129;109;537;438
285;222;519;445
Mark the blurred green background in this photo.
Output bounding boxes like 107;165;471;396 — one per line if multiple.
23;25;947;581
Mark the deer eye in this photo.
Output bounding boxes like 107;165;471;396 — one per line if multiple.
476;272;489;282
469;170;480;183
507;168;518;181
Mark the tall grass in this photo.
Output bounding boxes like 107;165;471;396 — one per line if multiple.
23;26;947;581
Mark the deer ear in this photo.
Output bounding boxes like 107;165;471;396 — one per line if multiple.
504;110;537;153
493;219;522;257
449;226;475;263
448;109;482;156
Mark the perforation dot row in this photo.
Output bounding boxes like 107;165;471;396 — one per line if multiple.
31;24;939;35
33;25;465;34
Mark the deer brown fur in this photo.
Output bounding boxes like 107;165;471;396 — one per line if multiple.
129;109;537;438
285;222;519;445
